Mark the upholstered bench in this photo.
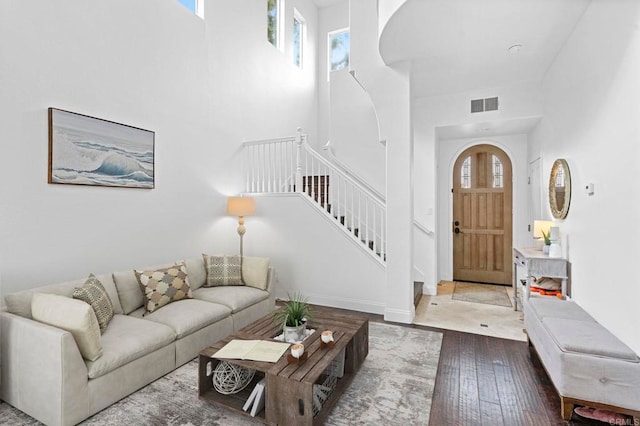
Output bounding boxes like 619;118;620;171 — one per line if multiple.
524;297;640;420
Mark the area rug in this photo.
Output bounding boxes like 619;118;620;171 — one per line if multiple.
414;281;527;342
452;281;512;307
0;322;443;426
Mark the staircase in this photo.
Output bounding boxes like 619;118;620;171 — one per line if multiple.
241;130;386;264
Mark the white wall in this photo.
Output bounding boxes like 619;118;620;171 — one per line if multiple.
436;134;529;283
328;70;385;194
316;1;349;150
529;0;640;353
0;0;318;298
413;82;543;293
242;194;386;313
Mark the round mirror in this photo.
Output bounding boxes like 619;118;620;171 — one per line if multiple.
549;159;571;219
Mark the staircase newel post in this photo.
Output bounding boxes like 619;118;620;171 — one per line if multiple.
295;127;303;193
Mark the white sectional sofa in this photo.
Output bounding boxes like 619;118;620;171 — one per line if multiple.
525;297;640;420
0;256;276;426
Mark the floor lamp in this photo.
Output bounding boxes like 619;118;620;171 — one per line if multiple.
226;196;256;258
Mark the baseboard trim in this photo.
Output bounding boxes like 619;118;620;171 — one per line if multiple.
301;293;386;316
384;307;414;324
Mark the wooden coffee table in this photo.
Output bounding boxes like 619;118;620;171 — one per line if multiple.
198;306;369;425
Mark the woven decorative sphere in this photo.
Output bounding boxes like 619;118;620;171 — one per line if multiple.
212;361;256;395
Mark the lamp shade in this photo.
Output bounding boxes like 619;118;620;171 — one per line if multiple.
227;197;255;217
533;220;552;239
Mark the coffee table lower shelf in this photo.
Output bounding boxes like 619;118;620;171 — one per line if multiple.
198;308;369;425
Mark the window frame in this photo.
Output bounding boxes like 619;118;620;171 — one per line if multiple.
177;0;204;19
293;8;306;68
267;0;284;51
328;28;350;79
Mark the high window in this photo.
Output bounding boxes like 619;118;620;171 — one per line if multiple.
329;29;350;73
293;9;305;68
177;0;204;18
267;0;283;49
492;155;503;188
461;156;471;189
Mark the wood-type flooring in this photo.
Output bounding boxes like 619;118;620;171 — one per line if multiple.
300;303;612;426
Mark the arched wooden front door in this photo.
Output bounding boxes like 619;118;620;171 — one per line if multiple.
452;144;513;285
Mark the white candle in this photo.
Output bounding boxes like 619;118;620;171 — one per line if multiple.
321;330;334;343
291;344;304;359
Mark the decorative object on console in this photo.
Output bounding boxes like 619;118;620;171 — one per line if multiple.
273;292;312;343
549;159;571;219
533;220;552;250
548;226;562;258
226;196;256;258
48;108;155;189
533;220;553;253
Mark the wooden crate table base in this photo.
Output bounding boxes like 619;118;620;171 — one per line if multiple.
198;307;369;425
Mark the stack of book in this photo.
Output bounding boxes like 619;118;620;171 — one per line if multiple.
243;378;266;417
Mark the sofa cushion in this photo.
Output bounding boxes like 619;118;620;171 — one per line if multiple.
184;257;207;291
73;274;114;333
135;263;193;314
543;317;640;362
203;254;243;286
242;257;270;290
527;298;595;322
5;273;123;319
113;270;145;315
86;314;176;379
129;298;231;339
31;293;103;361
193;286;269;314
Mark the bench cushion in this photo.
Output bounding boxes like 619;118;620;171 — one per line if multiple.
543;317;640;362
527;298;594;322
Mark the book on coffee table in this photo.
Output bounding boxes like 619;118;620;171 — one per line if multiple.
213;339;290;363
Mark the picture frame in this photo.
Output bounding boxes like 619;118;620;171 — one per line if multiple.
48;108;155;189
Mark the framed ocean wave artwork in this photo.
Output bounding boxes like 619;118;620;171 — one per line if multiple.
48;108;155;189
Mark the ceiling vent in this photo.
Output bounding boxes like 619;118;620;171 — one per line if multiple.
471;97;499;113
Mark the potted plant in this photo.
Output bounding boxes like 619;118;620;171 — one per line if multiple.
541;229;551;254
274;292;312;343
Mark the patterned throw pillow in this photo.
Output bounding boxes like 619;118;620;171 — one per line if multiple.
73;274;114;334
203;254;243;287
135;263;193;314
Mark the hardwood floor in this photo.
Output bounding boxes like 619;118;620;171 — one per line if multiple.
300;303;607;426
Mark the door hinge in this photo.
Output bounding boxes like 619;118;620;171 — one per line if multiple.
527;177;531;184
528;224;531;232
451;188;454;193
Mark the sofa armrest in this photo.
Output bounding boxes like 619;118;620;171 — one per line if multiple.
1;311;89;426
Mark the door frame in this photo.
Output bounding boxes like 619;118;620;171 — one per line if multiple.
440;140;521;283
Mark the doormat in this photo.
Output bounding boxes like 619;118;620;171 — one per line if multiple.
452;282;512;307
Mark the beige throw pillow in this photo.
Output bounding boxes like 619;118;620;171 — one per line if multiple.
31;293;103;361
203;254;243;287
242;257;270;290
135;262;193;314
73;274;114;333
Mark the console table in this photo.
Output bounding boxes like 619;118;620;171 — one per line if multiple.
512;247;569;311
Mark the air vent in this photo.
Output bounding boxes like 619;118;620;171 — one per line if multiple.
470;97;499;113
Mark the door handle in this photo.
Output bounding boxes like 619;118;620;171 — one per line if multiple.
454;227;461;234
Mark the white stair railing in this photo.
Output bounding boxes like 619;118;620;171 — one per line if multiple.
242;130;386;263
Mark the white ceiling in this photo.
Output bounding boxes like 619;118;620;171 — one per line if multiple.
379;0;591;98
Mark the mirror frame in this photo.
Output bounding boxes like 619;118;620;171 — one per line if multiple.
549;159;571;219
